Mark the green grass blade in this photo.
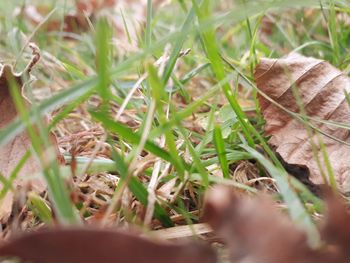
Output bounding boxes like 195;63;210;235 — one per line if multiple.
192;0;255;146
90;111;188;170
145;0;153;47
326;1;341;65
0;151;30;199
213;124;230;179
162;7;195;83
95;18;112;105
110;147;173;227
129;176;173;227
28;192;53;224
147;62;186;177
178;126;209;187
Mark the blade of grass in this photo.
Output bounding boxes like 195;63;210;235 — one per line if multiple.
147;62;186;178
190;173;256;193
109;147;173;227
145;0;153;47
213;124;230;179
177;126;209;187
90;111;189;170
324;0;341;65
150;73;236;139
95;18;112;107
129;176;173;227
28;192;53;224
192;0;255;146
120;8;132;44
0;150;30;199
162;7;195;84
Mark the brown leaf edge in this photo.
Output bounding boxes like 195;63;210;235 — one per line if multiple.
204;186;350;263
0;227;217;263
0;44;64;223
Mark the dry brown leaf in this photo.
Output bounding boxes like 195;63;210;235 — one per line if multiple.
0;47;63;222
75;0;116;13
23;5;88;33
204;186;322;263
254;53;350;192
203;186;348;263
23;1;117;34
321;190;350;260
0;227;217;263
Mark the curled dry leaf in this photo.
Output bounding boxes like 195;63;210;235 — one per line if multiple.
254;53;350;192
0;227;217;263
0;46;63;222
204;186;350;263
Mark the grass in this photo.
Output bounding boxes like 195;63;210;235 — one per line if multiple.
0;0;349;252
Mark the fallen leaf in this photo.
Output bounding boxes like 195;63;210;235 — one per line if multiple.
204;186;321;263
21;1;165;54
0;227;217;263
0;45;63;222
254;53;350;192
75;0;116;13
22;1;117;34
203;186;348;263
321;190;350;260
23;5;88;34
